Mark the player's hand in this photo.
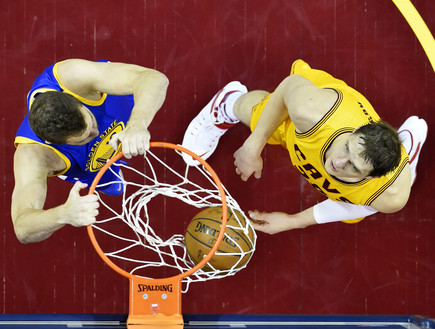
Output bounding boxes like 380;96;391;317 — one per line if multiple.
233;144;263;181
248;210;294;234
108;122;150;159
60;181;99;227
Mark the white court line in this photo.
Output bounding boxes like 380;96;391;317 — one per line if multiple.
392;0;435;72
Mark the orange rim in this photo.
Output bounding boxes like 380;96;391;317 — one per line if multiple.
87;141;228;281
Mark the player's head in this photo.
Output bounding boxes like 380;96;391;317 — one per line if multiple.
29;91;98;145
354;121;402;177
324;121;401;181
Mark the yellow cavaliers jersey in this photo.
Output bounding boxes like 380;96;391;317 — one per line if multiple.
251;60;409;206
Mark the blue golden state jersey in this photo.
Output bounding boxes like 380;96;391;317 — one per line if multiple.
14;60;134;194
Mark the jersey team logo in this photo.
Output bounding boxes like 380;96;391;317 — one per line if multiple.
86;121;124;172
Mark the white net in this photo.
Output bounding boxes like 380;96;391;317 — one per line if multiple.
91;146;256;292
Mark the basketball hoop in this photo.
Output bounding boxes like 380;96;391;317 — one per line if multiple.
87;142;256;328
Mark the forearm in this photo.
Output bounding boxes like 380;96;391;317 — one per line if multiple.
11;180;98;244
128;70;169;129
249;207;317;234
251;201;379;235
12;206;67;244
245;84;289;152
288;207;318;229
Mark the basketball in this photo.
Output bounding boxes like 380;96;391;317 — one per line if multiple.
185;207;255;271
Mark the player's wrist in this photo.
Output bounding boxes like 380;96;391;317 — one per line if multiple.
56;202;76;225
243;136;266;156
127;115;148;130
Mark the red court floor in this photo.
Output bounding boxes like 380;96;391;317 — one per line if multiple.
0;0;434;319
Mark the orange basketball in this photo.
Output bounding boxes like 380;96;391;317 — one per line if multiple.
185;207;255;271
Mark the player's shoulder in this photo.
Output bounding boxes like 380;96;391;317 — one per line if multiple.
56;59;106;100
14;143;66;174
283;75;338;132
370;164;411;213
57;59;97;79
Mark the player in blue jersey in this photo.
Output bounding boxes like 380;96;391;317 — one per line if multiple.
12;59;169;243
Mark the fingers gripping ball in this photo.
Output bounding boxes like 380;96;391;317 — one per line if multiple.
185;207;255;271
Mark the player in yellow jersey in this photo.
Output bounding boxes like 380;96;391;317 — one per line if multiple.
182;60;427;233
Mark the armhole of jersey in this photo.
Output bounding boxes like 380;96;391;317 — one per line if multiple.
14;136;72;177
295;88;342;139
53;62;108;106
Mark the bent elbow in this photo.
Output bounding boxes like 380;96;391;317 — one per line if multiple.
158;73;169;92
12;214;30;244
14;228;32;244
159;72;169;87
13;222;48;244
148;69;169;90
15;231;49;244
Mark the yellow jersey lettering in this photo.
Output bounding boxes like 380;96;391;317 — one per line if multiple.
294;165;309;179
293;144;306;161
311;183;327;196
358;102;375;123
302;163;322;180
322;179;340;194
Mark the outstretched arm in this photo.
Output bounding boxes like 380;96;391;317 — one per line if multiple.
250;166;411;234
11;144;99;243
57;59;169;158
249;208;317;234
249;202;372;234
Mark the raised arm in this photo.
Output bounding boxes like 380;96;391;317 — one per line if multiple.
234;74;337;181
11;144;99;243
57;59;169;158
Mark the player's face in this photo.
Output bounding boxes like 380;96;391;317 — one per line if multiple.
66;106;99;145
324;133;374;182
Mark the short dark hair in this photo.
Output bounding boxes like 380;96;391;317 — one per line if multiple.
29;91;86;144
354;121;402;177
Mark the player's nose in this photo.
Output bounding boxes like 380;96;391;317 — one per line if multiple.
334;156;348;169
